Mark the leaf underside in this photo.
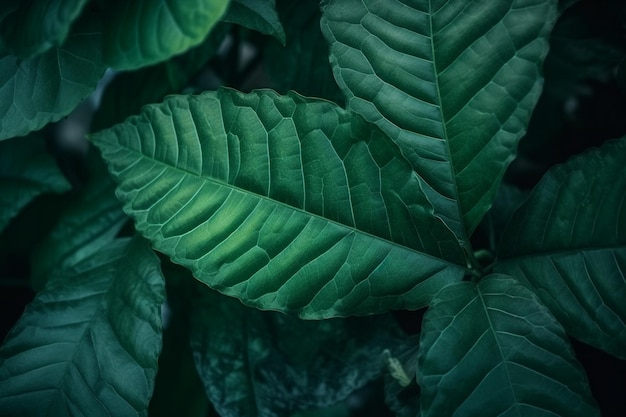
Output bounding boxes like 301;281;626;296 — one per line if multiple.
91;88;467;318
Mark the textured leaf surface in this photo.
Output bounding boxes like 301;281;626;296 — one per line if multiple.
0;10;107;140
223;0;285;45
103;0;230;70
0;0;89;58
418;275;599;417
321;0;557;242
0;237;165;417
496;138;626;359
91;88;466;317
0;134;71;232
189;282;403;417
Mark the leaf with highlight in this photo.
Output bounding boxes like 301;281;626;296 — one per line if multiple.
90;88;467;318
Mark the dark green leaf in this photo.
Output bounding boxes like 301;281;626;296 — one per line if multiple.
0;134;71;233
0;0;89;58
102;0;230;70
223;0;285;45
0;237;165;417
496;138;626;359
90;89;467;317
418;275;599;417
321;0;557;242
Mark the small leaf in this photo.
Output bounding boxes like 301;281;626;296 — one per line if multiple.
0;134;71;232
496;138;626;359
189;282;403;417
103;0;230;70
382;334;421;417
0;9;107;140
223;0;285;45
418;275;600;417
90;88;466;318
321;0;557;243
0;0;89;58
0;237;165;417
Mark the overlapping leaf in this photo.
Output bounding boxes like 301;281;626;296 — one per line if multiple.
321;0;557;243
90;88;467;317
418;275;599;417
0;9;107;140
223;0;285;45
103;0;230;70
0;237;165;417
496;138;626;359
0;0;89;58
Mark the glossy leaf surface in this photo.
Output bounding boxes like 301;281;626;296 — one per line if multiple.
321;0;557;242
0;237;165;417
91;89;467;318
496;138;626;359
418;275;599;417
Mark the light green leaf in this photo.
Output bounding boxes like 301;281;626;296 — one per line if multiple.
90;88;467;318
30;150;126;291
103;0;230;70
0;9;107;140
496;138;626;359
0;237;165;417
223;0;285;45
0;0;89;58
382;334;421;417
0;133;71;233
418;275;599;417
320;0;557;243
189;281;403;417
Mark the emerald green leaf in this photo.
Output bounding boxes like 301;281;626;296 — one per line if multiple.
418;275;599;417
223;0;285;45
320;0;557;242
0;0;89;58
0;134;71;233
264;0;344;104
496;138;626;359
189;283;403;417
30;150;126;291
103;0;230;70
0;237;165;417
0;9;107;140
90;88;466;317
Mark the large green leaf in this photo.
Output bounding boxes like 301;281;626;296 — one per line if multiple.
0;134;71;233
418;275;599;417
189;280;403;417
0;0;89;58
223;0;285;45
102;0;230;70
0;237;165;417
0;9;107;140
496;138;626;359
90;88;467;318
320;0;557;244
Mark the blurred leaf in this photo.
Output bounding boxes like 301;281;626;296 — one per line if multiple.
0;133;71;233
0;0;89;58
223;0;285;45
418;275;599;417
382;334;421;417
497;138;626;359
0;237;165;417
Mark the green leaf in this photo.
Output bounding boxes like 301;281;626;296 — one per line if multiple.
0;9;107;140
0;0;89;58
223;0;285;45
382;334;421;417
496;138;626;359
0;237;165;417
189;282;402;417
320;0;557;243
30;150;126;291
264;0;344;104
418;275;599;417
0;134;71;233
90;88;466;318
103;0;230;70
